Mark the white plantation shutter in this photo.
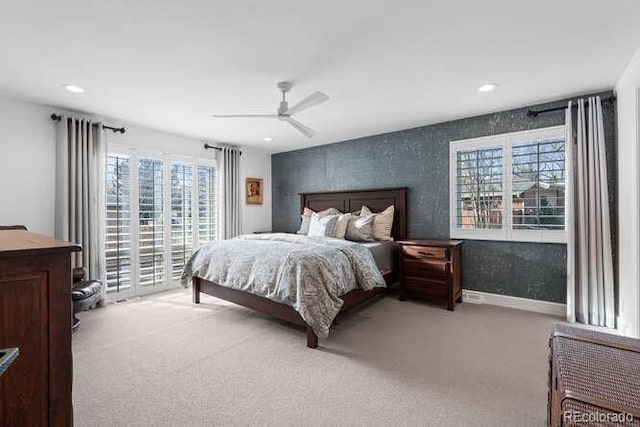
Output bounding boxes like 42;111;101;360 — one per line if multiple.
104;148;218;300
511;138;566;230
197;164;218;244
170;162;194;280
105;154;132;293
455;146;504;230
138;157;165;287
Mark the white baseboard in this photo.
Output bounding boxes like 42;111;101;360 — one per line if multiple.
462;289;566;317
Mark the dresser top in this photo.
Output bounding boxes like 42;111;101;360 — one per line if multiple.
397;239;463;247
0;230;81;258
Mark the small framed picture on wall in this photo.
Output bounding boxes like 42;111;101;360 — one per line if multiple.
246;177;264;205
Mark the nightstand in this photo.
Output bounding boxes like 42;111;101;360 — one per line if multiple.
398;240;463;311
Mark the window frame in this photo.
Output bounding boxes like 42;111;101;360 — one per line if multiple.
105;144;218;301
449;125;568;243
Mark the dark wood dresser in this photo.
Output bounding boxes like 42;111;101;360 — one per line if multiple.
0;230;80;426
398;239;463;311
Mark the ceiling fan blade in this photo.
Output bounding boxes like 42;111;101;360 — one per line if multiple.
286;91;329;116
282;117;317;138
212;114;279;118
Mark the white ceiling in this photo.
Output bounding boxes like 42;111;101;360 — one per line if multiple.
1;1;639;153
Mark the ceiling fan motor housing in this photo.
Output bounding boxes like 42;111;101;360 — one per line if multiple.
277;81;293;92
277;81;292;115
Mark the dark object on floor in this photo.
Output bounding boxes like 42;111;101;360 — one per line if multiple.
0;225;27;231
548;324;640;426
72;267;103;332
0;348;19;377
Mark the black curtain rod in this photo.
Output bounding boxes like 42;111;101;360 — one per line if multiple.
50;114;126;134
527;96;616;118
204;143;242;155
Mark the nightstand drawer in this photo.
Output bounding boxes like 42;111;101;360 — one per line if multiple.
403;277;447;297
402;245;449;260
403;259;448;279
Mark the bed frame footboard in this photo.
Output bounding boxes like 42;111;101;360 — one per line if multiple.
191;276;387;349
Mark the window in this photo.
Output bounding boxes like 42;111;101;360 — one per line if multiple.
197;165;217;244
105;154;132;294
138;157;165;287
105;148;217;300
511;139;565;231
171;162;193;280
450;126;567;243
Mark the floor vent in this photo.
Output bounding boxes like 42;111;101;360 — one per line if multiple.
462;291;483;304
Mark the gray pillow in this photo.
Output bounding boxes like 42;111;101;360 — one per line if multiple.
345;214;375;242
361;205;395;241
308;213;340;237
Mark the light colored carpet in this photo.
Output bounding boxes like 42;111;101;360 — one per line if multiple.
73;288;560;426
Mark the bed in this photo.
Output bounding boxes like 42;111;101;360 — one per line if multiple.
186;187;407;348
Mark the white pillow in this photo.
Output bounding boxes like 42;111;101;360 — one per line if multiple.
308;213;340;237
297;207;340;235
360;205;395;241
333;213;351;239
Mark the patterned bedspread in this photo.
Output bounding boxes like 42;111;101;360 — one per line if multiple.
181;233;386;338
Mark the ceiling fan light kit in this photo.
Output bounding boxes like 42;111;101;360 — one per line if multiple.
212;81;329;138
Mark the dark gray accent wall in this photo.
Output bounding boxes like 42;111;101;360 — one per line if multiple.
272;92;617;303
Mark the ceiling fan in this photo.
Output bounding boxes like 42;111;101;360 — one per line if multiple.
212;81;329;138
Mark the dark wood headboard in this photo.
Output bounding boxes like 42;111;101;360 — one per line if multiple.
300;187;407;240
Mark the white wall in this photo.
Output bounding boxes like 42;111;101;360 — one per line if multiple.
0;96;56;234
241;146;272;233
0;93;273;236
615;47;640;338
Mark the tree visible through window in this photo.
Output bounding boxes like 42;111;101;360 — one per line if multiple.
456;147;503;230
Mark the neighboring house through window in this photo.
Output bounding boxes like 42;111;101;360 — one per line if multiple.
449;126;567;243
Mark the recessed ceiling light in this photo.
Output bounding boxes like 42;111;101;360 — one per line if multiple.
263;137;273;142
478;83;499;93
63;84;84;93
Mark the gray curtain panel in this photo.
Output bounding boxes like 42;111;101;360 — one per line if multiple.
566;97;615;328
222;146;242;239
55;116;107;301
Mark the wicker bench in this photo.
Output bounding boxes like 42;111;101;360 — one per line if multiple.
548;324;640;426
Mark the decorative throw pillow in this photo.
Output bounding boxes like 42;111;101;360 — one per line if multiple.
344;214;375;242
361;205;395;241
333;213;351;239
297;207;340;235
308;213;340;237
